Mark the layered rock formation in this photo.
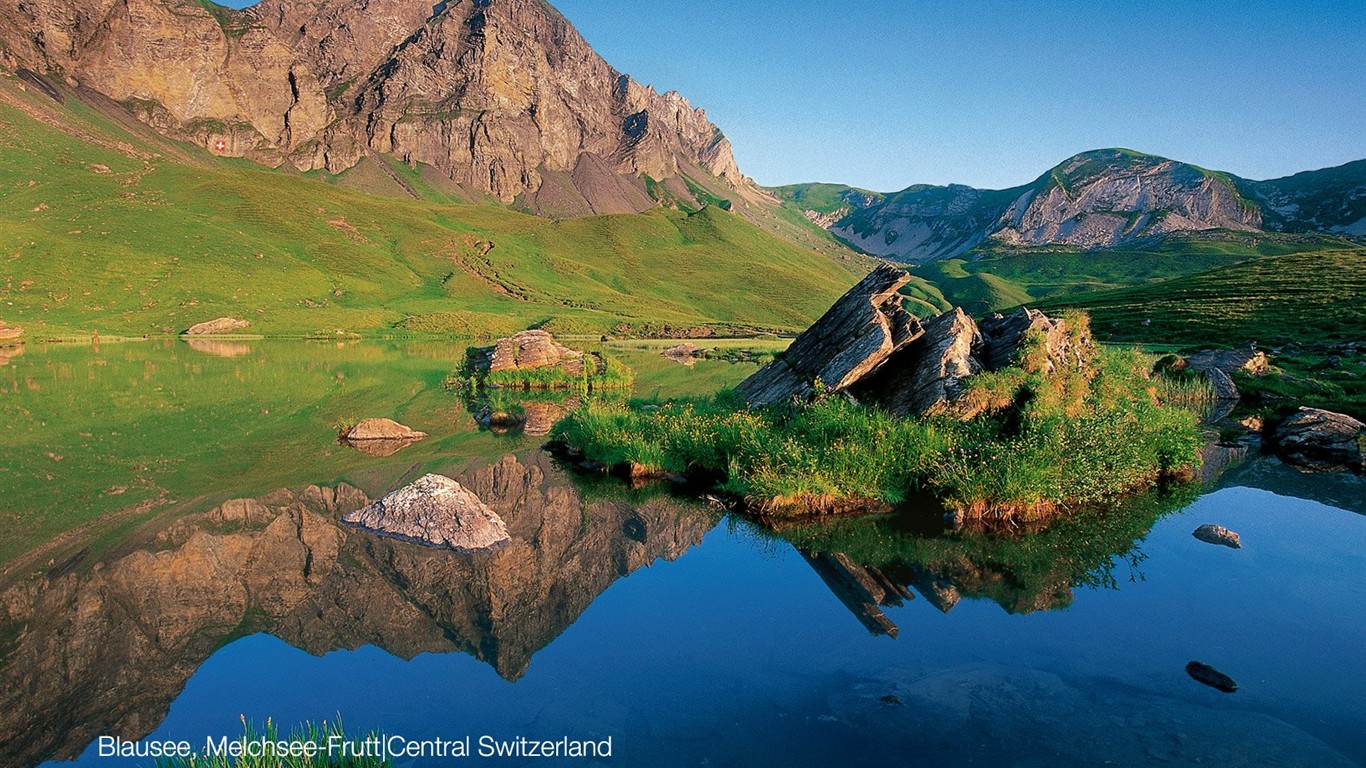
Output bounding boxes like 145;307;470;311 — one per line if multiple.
738;267;1085;419
488;329;584;376
780;150;1366;261
736;264;922;408
0;0;745;213
0;451;713;767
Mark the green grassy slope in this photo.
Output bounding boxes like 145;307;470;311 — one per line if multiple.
1035;250;1366;346
0;76;859;339
909;234;1362;315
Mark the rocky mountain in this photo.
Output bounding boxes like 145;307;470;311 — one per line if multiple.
0;0;749;216
777;149;1366;262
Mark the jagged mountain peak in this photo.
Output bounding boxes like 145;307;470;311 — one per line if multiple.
0;0;745;215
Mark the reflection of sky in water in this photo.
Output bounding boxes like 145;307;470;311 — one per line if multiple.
47;486;1366;767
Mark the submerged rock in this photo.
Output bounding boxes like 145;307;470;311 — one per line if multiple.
1193;524;1242;549
737;264;922;408
1271;408;1365;473
342;474;510;552
343;418;428;442
1186;661;1239;693
488;330;584;376
184;317;251;336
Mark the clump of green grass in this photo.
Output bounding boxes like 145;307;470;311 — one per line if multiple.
554;341;1204;522
154;717;388;768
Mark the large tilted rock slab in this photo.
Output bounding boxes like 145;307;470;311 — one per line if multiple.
737;264;923;407
853;307;985;418
185;317;251;336
343;474;510;551
488;330;585;377
1271;408;1364;473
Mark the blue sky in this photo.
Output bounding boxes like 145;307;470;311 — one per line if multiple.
220;0;1365;191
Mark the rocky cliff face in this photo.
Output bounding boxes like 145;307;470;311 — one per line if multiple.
780;150;1364;261
0;0;744;213
0;451;713;767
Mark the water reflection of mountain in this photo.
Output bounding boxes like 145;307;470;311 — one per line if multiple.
0;452;713;768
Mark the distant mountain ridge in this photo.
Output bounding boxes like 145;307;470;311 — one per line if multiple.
0;0;756;218
775;150;1366;261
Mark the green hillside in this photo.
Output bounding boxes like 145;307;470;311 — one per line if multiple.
0;77;860;339
1036;250;1366;346
909;234;1361;316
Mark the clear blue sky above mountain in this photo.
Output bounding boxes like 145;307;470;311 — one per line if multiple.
219;0;1365;192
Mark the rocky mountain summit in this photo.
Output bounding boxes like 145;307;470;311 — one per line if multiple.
0;0;745;214
778;149;1366;261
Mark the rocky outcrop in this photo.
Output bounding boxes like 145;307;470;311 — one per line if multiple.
1192;524;1242;549
0;0;746;212
978;307;1086;374
0;451;713;766
0;320;22;345
183;317;251;336
343;474;510;552
343;418;427;442
737;264;922;408
341;418;428;456
489;330;584;376
1270;408;1365;473
1186;348;1271;377
853;307;983;419
738;265;1083;419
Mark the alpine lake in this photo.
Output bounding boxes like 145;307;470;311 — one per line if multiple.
2;338;1363;768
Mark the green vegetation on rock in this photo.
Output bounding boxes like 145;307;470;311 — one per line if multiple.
555;341;1204;522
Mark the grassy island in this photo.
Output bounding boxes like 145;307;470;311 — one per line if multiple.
554;334;1205;523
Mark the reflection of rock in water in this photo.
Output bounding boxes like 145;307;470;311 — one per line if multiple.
342;436;421;457
802;552;912;637
184;338;253;358
0;451;712;768
475;397;579;436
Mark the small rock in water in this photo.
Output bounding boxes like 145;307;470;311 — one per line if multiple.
879;694;903;707
342;474;509;552
343;418;428;442
1192;524;1241;549
1186;661;1238;693
184;317;251;336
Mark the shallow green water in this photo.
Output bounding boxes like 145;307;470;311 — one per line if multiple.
0;338;759;567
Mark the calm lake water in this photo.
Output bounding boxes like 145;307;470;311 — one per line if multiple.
3;340;1364;767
